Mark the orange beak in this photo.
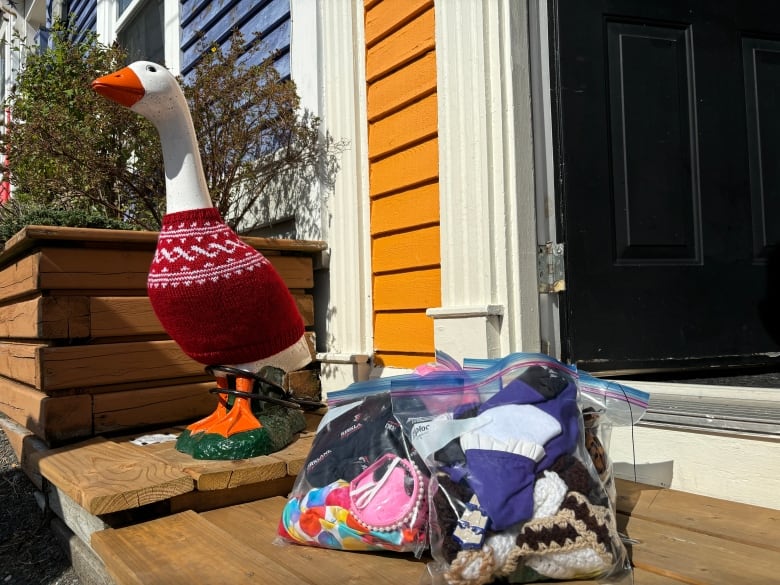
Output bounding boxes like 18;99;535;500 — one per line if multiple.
91;66;145;108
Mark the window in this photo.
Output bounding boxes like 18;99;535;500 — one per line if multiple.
97;0;179;73
117;0;164;64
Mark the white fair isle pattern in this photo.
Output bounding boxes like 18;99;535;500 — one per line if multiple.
148;219;268;288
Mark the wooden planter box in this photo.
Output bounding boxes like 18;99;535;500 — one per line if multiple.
0;225;325;444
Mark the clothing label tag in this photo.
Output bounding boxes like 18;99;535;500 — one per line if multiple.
410;415;492;460
130;433;178;446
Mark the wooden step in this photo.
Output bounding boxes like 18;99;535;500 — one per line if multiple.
92;496;603;585
92;508;308;585
93;497;429;585
32;437;195;515
24;427;314;516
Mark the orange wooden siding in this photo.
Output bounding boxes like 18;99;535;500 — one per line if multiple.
365;0;440;368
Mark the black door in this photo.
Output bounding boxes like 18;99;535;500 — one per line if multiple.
551;0;780;374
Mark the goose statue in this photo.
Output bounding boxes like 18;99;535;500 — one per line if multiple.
92;61;313;459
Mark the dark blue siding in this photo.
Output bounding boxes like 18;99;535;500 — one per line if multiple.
180;0;290;78
66;0;98;38
61;0;290;77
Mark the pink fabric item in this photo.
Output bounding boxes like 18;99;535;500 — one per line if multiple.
147;207;305;365
349;454;427;533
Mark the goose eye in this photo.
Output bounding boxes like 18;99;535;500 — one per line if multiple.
146;65;157;72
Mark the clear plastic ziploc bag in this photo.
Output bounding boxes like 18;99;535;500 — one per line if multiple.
464;358;650;511
391;353;631;584
277;375;430;556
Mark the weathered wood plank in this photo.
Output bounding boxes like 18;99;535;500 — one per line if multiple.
0;295;90;338
40;340;202;392
140;438;289;491
0;375;92;442
38;250;313;291
616;479;779;552
92;510;307;585
203;497;429;585
38;248;152;290
92;382;217;434
270;430;315;476
89;296;163;337
0;413;47;489
617;513;780;585
0;341;46;389
0;253;39;303
0;225;326;263
32;438;194;515
266;255;314;288
633;567;696;584
47;482;110;551
168;476;296;514
89;293;314;337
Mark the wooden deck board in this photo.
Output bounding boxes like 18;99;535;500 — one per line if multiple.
7;404;774;585
616;479;779;552
203;497;429;585
618;512;780;585
91;510;306;585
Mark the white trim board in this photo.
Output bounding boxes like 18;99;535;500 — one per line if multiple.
315;0;373;393
609;423;779;510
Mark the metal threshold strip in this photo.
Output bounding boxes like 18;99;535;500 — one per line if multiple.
640;394;780;438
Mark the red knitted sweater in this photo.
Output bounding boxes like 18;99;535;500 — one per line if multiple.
147;207;304;365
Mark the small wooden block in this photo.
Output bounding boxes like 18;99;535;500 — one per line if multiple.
284;369;321;400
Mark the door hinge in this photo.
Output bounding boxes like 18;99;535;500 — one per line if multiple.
537;242;566;293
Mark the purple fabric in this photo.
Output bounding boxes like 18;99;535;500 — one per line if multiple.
457;377;580;530
462;449;537;530
534;381;580;469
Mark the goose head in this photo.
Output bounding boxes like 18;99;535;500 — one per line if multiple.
92;61;186;127
92;61;212;213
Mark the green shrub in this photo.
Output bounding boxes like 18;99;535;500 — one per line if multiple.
0;21;342;243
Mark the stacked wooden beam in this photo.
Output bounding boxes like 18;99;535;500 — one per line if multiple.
0;225;325;445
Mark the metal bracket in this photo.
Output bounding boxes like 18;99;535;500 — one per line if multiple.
537;242;566;293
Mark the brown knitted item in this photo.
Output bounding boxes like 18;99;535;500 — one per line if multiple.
444;490;617;584
516;491;612;554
